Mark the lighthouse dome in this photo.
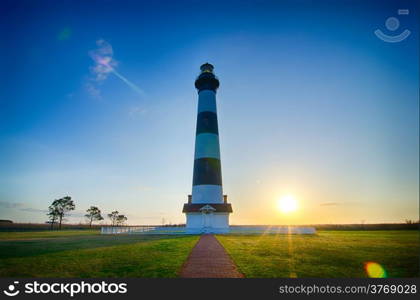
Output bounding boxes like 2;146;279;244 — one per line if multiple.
195;63;219;92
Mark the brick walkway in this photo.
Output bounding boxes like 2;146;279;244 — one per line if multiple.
180;234;244;278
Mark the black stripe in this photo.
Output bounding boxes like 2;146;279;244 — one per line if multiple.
193;157;222;186
196;111;218;135
183;203;232;213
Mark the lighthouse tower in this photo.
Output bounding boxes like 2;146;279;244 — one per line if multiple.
182;63;232;233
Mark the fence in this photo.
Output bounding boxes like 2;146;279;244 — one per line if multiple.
101;225;317;235
101;226;187;234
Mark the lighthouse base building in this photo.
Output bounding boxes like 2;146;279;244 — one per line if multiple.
183;195;232;234
182;63;232;234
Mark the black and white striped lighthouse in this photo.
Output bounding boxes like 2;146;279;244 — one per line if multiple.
183;63;232;233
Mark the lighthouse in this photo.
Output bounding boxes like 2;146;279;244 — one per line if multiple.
182;63;232;233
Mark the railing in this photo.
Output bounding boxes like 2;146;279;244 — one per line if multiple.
101;226;157;234
101;226;187;235
101;225;317;235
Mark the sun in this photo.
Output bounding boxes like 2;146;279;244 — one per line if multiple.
277;195;298;213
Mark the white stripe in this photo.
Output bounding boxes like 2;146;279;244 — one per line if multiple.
192;185;223;204
194;133;220;159
197;90;217;113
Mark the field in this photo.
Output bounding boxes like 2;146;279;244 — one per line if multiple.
0;230;418;277
0;230;198;277
217;231;420;278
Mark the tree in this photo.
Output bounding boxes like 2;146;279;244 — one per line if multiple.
47;205;60;230
49;196;75;230
85;206;103;228
108;211;119;226
116;214;128;226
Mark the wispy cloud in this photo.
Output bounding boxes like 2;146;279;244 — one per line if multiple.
320;202;339;206
85;82;101;98
69;210;86;218
320;201;360;207
0;201;47;214
0;201;24;209
19;207;48;213
128;106;148;118
89;39;117;82
1;201;91;220
87;39;144;98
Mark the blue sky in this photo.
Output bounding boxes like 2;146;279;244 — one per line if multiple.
0;0;418;225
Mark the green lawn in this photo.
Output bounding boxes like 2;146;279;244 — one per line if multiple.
0;231;199;277
0;230;100;240
1;230;418;278
217;231;420;278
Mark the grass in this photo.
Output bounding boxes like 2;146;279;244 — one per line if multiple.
1;230;418;278
0;230;100;240
0;231;199;277
217;230;420;278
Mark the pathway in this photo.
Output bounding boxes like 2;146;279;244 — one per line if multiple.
180;234;244;278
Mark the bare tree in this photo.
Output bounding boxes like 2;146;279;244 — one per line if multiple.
85;206;104;228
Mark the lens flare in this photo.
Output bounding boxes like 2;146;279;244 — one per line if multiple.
58;27;72;41
88;39;144;97
364;262;387;278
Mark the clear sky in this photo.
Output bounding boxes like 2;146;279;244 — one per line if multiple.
0;0;418;225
